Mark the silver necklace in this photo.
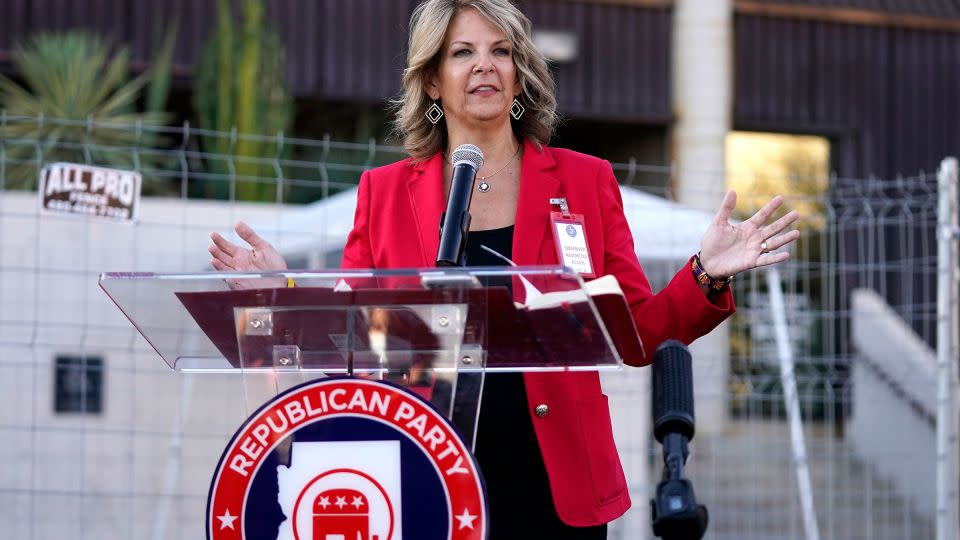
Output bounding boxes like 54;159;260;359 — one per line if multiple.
477;144;520;193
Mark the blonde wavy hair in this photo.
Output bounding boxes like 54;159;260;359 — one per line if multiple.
391;0;558;159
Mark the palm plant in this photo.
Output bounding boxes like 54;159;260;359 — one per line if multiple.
0;30;175;191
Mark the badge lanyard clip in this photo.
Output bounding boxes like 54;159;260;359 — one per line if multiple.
549;197;571;217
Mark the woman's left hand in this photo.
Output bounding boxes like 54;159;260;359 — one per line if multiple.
698;191;801;278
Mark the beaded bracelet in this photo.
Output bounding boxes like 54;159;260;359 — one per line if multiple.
691;253;732;291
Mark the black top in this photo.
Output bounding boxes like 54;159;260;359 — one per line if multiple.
465;225;606;540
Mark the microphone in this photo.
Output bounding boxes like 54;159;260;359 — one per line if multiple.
436;144;483;267
650;340;708;540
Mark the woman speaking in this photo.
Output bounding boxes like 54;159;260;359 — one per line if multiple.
209;0;800;537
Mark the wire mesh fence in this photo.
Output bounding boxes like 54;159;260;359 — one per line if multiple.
0;112;409;201
686;172;943;540
0;117;954;539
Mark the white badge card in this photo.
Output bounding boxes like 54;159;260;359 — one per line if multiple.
550;211;596;278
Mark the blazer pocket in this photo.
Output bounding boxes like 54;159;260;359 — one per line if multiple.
577;393;627;505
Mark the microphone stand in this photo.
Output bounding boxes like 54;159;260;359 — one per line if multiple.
650;340;709;540
650;434;708;540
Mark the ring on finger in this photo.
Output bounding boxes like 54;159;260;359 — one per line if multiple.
760;241;769;253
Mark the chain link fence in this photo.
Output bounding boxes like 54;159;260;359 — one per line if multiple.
1;117;956;539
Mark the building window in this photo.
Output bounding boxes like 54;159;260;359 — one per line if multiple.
53;356;104;414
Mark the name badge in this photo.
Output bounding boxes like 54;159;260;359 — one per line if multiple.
550;211;595;278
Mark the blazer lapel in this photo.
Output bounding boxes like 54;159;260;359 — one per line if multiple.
512;140;559;265
407;153;445;266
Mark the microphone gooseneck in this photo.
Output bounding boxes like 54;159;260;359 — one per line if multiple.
436;144;484;267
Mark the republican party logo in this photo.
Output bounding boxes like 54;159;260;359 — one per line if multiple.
207;378;487;540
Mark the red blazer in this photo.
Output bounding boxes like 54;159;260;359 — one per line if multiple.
341;139;734;526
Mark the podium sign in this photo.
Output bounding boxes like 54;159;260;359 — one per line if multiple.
207;377;486;540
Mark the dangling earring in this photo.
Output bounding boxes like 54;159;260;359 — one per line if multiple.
510;98;525;120
426;101;444;125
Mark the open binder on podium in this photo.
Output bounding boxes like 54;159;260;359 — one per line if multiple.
99;266;641;449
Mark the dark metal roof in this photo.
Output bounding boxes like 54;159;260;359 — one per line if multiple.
740;0;960;18
734;13;960;178
736;0;960;27
0;0;673;122
0;0;211;76
263;0;414;102
0;0;415;102
521;0;673;122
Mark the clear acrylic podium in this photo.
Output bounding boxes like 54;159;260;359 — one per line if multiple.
99;266;625;449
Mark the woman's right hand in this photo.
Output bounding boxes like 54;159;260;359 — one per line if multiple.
209;221;288;272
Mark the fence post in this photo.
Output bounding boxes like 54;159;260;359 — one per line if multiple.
767;266;820;540
936;156;959;540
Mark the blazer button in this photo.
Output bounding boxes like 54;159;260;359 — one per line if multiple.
535;404;549;418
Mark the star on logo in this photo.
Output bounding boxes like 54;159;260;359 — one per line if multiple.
455;508;477;530
217;508;238;530
317;496;330;509
351;496;365;509
335;496;347;509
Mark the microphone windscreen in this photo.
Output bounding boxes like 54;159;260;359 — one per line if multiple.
652;339;695;442
451;144;484;170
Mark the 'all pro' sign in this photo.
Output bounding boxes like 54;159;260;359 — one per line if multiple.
39;162;141;221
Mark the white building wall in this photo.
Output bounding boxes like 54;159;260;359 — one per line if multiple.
0;191;306;539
